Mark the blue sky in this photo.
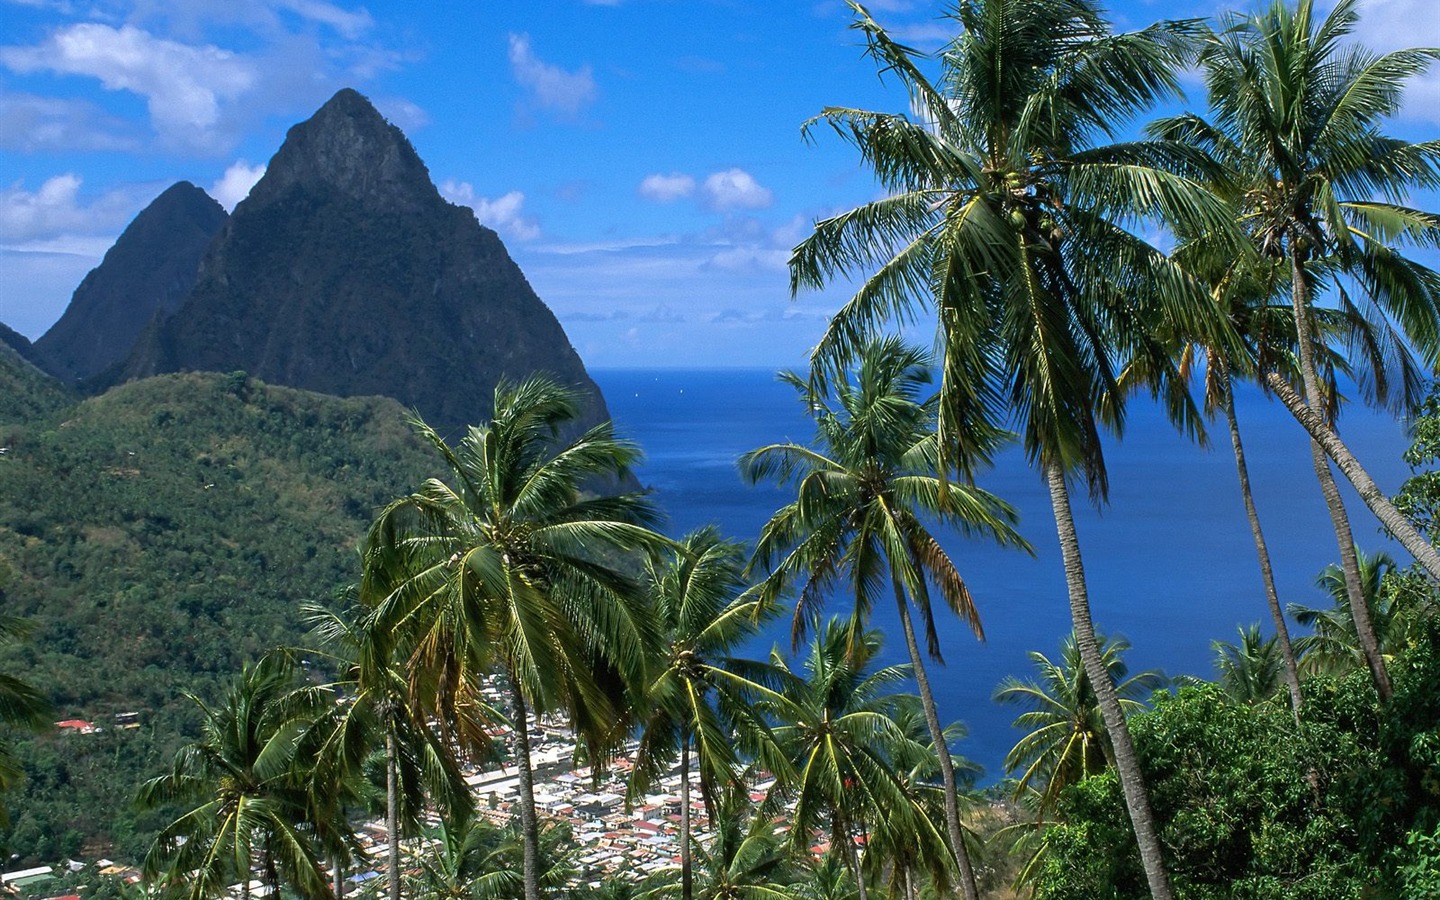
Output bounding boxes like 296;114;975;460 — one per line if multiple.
2;0;1437;369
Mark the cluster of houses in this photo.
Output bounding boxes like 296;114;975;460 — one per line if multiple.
15;690;782;898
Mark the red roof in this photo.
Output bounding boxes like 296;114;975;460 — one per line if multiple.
55;719;94;730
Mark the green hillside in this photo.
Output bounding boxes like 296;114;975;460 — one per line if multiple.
0;340;72;425
0;371;435;860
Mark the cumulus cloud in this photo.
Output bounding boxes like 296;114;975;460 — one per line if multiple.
508;33;596;117
0;23;256;151
0;174;125;242
638;172;696;203
210;160;266;211
702;168;773;211
441;180;541;241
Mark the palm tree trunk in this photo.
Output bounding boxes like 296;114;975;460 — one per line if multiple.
1044;460;1174;900
680;737;693;900
1284;252;1400;702
1264;370;1440;581
836;815;869;900
890;577;980;900
332;852;345;899
1308;437;1394;700
387;729;401;900
1217;365;1304;719
510;681;542;900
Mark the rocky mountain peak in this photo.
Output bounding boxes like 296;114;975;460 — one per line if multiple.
114;88;620;451
30;180;226;383
243;88;436;214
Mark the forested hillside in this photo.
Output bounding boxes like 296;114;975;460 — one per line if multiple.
0;370;435;859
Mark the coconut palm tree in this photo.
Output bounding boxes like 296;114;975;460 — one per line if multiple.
789;3;1226;894
629;526;785;900
1290;548;1403;678
405;813;577;900
0;613;52;826
1212;624;1287;705
365;375;666;900
642;790;801;900
138;654;337;900
994;632;1164;817
862;705;975;899
742;337;1025;900
1163;0;1440;700
762;621;949;900
304;596;477;900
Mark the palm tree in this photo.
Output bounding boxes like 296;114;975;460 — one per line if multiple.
643;791;801;900
1290;548;1401;678
742;337;1026;900
0;613;52;826
994;632;1164;817
138;654;336;900
1212;624;1287;705
405;813;577;900
629;526;784;900
366;375;666;900
1167;0;1440;700
304;596;477;900
863;705;976;899
789;3;1225;895
763;621;949;900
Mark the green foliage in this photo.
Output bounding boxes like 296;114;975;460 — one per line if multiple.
0;372;436;860
1396;384;1440;544
0;346;72;427
1034;619;1440;898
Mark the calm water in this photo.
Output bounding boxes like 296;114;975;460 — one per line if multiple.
592;368;1415;779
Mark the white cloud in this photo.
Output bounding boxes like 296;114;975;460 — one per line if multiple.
440;180;541;241
1348;0;1440;124
702;168;774;211
274;0;374;38
706;246;789;273
0;91;140;152
210;160;266;211
0;23;256;151
638;172;696;203
507;32;596;117
0;174;144;242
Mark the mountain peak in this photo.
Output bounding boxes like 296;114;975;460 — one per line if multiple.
243;88;435;213
116;88;619;447
31;181;226;383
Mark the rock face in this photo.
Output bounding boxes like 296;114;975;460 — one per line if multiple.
32;182;227;383
118;88;612;437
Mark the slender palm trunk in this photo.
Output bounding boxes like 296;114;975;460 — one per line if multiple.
510;681;542;900
680;737;693;900
1309;438;1394;700
1285;254;1395;701
386;729;400;900
890;578;980;900
1044;461;1174;900
1265;371;1440;581
332;852;345;899
1217;365;1304;719
837;815;869;900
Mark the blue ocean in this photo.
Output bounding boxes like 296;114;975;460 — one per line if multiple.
592;368;1415;780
